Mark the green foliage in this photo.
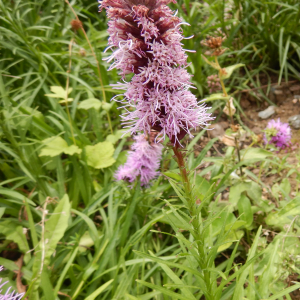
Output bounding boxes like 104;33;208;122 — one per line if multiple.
39;137;82;157
1;0;300;299
85;141;116;169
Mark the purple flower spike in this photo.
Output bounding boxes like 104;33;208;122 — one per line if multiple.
0;266;24;300
100;0;213;144
264;118;292;149
115;134;163;186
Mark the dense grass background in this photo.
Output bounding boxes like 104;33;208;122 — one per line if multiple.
1;0;300;299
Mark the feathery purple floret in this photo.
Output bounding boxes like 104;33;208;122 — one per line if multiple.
115;134;163;186
264;118;291;149
0;266;24;300
100;0;213;144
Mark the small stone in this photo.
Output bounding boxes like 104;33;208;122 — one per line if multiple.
208;123;225;138
274;90;283;95
288;115;300;129
258;106;276;119
292;99;298;104
294;95;300;100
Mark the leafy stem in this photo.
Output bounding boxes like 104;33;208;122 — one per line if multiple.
172;144;213;299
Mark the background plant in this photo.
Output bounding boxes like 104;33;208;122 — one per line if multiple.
0;0;300;299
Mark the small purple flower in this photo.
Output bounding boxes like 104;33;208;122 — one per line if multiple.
115;134;163;186
0;266;24;300
264;118;291;149
100;0;213;144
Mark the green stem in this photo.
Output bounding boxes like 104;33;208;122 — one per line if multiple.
215;56;234;126
234;136;244;177
66;39;76;145
107;112;113;134
172;144;213;299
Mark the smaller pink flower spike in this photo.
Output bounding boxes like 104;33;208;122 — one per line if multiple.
115;134;163;186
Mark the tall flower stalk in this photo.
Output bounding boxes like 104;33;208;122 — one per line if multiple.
100;0;216;298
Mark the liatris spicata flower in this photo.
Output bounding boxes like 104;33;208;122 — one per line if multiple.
264;118;292;149
115;134;163;186
0;266;24;300
100;0;213;144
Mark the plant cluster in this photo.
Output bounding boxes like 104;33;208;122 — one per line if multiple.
0;0;300;299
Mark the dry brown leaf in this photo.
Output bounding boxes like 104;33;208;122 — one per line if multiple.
223;97;236;116
221;135;236;147
58;291;73;299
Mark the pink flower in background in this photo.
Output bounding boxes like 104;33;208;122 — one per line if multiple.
0;266;24;300
264;118;291;149
115;134;163;186
100;0;213;144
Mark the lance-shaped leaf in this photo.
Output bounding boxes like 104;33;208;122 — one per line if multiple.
202;93;229;102
31;195;71;288
220;64;245;80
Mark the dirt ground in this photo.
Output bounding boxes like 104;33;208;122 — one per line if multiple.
241;83;300;147
199;80;300;191
241;81;300;190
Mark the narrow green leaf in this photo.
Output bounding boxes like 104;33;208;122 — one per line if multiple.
136;280;195;300
31;195;70;286
134;250;204;280
220;64;245;80
263;284;300;300
71;209;98;242
85;279;114;300
149;251;197;300
237;193;253;228
192;137;218;170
